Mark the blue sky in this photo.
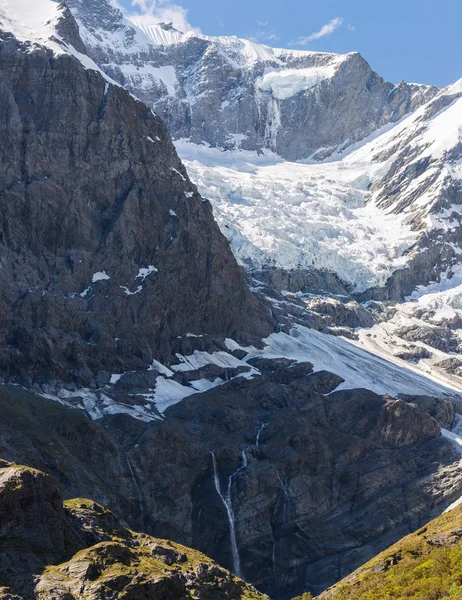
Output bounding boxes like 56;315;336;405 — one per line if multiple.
118;0;460;87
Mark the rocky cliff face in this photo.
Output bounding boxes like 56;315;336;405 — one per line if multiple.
0;19;273;388
64;0;437;161
1;379;461;599
356;81;462;300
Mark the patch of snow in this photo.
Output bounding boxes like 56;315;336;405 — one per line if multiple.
171;167;187;181
190;378;224;392
0;0;120;86
116;63;178;96
169;209;177;217
120;285;143;295
0;0;64;52
442;429;462;454
41;387;155;422
408;265;462;307
131;20;190;47
92;271;110;283
237;324;462;400
135;266;158;281
110;373;124;384
256;62;341;100
153;377;196;413
171;350;253;373
149;359;174;377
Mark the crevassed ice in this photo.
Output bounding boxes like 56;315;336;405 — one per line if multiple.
176;141;417;292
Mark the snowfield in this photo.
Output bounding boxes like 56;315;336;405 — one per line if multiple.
255;61;343;100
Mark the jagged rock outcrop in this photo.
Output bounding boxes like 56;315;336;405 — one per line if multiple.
396;324;459;353
65;0;437;161
0;460;267;600
304;297;375;329
0;24;273;388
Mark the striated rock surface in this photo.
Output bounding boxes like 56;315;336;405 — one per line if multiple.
0;20;273;388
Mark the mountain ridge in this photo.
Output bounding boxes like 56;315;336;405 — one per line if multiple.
63;0;438;161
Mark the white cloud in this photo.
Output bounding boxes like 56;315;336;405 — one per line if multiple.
293;17;343;46
128;0;200;34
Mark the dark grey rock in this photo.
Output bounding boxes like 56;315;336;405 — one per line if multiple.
252;267;351;297
0;33;274;388
395;325;458;353
115;370;161;390
1;381;461;600
305;297;375;329
435;357;462;376
394;346;432;362
399;395;455;429
247;357;314;384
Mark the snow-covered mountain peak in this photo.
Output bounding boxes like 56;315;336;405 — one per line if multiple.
0;0;118;84
3;0;456;299
110;10;348;72
132;19;190;46
0;0;64;51
63;0;436;160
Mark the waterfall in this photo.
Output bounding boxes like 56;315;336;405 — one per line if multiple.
272;468;290;571
255;423;267;447
119;444;145;531
211;450;248;578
